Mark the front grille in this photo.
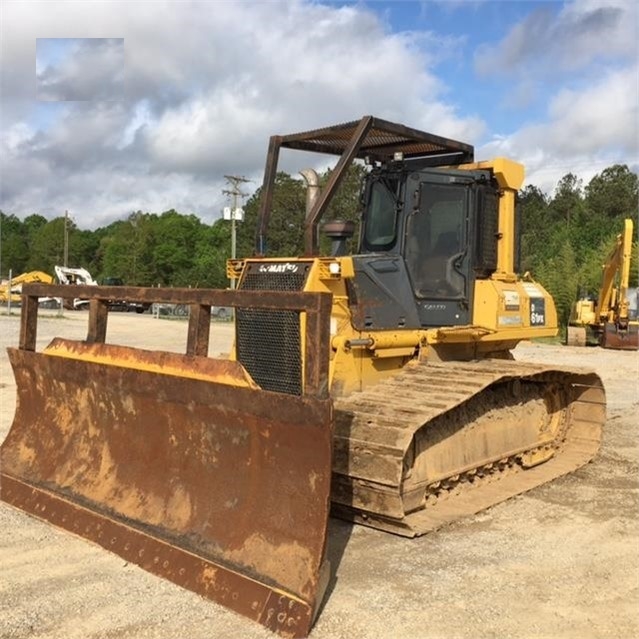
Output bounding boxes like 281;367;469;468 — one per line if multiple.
236;262;311;395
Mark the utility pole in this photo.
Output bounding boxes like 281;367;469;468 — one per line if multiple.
63;210;69;267
222;175;250;289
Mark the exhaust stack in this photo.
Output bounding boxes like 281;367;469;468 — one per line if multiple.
300;168;320;219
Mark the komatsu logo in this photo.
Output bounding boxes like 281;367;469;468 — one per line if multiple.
423;303;447;311
258;262;299;274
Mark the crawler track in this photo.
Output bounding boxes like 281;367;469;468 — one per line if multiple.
332;359;605;536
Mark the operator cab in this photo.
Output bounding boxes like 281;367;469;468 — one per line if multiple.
352;162;501;329
251;116;513;330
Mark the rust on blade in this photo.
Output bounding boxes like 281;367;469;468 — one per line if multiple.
1;286;334;638
1;475;315;635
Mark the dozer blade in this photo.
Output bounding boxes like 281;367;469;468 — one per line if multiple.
0;285;333;639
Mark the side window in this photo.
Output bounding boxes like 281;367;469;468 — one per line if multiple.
363;180;398;250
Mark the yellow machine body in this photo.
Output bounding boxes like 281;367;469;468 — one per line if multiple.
229;157;559;396
230;253;559;396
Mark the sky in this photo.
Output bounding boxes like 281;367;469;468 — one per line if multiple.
0;0;637;229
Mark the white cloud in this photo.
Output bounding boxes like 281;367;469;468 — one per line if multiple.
1;0;636;228
472;0;638;192
2;122;35;151
479;65;638;192
546;68;637;153
0;0;482;227
117;100;153;150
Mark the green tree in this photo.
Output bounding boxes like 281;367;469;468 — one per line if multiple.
0;212;29;276
22;213;47;236
71;229;101;274
519;185;552;274
318;163;366;255
572;165;638;265
27;217;68;272
151;210;205;286
189;221;233;288
24;215;101;275
101;212;157;285
237;164;367;258
237;172;306;257
536;239;579;325
585;165;638;220
549;173;585;228
519;165;638;330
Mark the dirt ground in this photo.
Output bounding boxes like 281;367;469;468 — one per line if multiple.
0;310;637;639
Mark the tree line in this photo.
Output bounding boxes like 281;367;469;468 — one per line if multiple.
518;165;638;324
1;163;636;325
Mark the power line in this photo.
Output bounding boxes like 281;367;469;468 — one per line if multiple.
222;175;250;205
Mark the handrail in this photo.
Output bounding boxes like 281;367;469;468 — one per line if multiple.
19;284;332;398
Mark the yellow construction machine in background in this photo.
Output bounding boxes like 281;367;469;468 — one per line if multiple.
1;117;607;638
567;218;638;350
0;270;53;304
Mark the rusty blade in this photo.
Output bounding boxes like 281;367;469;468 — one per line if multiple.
1;343;333;638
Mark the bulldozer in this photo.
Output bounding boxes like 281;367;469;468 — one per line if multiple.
1;117;606;638
566;218;638;350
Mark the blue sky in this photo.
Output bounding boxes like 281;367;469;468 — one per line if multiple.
1;0;637;228
36;38;76;73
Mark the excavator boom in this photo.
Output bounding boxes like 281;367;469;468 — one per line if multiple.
0;270;53;303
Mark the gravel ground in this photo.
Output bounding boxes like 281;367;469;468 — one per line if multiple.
0;310;637;639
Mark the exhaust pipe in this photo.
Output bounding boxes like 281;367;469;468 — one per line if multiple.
300;169;320;219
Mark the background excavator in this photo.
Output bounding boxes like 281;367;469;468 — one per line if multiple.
0;270;53;304
1;117;606;638
1;267;98;309
566;218;638;350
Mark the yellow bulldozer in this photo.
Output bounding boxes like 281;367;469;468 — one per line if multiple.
566;218;638;350
1;117;606;638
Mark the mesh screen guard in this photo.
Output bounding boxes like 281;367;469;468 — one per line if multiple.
236;262;312;395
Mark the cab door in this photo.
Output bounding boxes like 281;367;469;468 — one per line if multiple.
404;172;473;327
